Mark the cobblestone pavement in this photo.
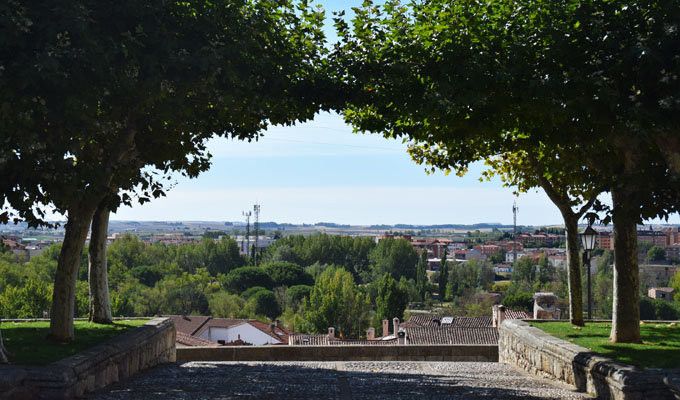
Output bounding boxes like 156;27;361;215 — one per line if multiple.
89;361;590;400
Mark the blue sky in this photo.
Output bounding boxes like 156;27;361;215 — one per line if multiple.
111;1;678;226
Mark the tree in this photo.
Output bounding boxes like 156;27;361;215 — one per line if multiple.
247;290;281;320
647;246;666;263
334;0;680;342
369;238;418;280
1;0;327;342
375;274;408;326
222;267;274;293
262;261;313;287
303;266;370;338
286;285;312;311
438;249;449;301
415;250;428;301
209;292;245;319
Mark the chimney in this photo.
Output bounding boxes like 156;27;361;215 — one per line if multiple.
493;305;506;328
382;319;389;337
328;327;335;339
393;317;400;337
397;329;406;345
367;327;375;340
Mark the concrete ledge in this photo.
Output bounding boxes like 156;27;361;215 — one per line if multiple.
178;344;498;362
499;319;674;400
0;317;176;399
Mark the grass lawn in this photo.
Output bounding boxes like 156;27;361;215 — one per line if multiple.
1;319;148;366
530;321;680;369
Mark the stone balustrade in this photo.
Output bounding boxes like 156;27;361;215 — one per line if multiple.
178;343;498;362
499;319;675;400
0;317;176;399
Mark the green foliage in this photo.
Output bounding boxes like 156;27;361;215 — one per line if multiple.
415;250;428;301
375;274;408;326
369;238;418;281
640;297;680;320
448;259;495;298
303;266;370;338
262;261;313;287
246;290;281;321
208;292;245;319
264;234;376;282
241;286;270;299
438;249;448;301
286;285;312;311
155;270;214;315
647;246;666;262
0;277;52;318
222;267;274;293
502;291;534;313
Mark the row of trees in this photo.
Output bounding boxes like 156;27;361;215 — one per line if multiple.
2;0;679;346
0;234;423;339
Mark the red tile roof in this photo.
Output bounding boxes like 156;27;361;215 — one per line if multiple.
167;315;211;335
406;327;498;345
505;309;531;320
176;331;219;347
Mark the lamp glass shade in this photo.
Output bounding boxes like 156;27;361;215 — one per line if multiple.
580;226;597;251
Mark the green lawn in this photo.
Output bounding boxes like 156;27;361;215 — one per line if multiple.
1;319;148;366
530;321;680;369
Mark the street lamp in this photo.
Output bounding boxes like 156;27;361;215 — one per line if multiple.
580;218;597;320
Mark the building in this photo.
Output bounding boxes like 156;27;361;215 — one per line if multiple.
666;244;680;262
168;315;290;346
516;233;562;247
647;287;675;302
637;230;668;247
596;231;614;250
640;264;678;288
473;244;502;256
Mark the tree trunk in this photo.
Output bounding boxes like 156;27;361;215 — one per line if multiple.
563;213;584;326
0;321;9;364
48;203;97;342
610;188;641;343
88;203;112;324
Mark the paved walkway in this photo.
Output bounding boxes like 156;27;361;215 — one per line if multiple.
90;361;589;400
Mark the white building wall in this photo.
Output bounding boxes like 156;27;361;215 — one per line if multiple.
198;323;281;345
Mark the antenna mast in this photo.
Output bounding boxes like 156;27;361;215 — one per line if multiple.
253;204;260;265
242;210;252;257
512;201;518;263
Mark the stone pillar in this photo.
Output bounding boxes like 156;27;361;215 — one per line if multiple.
393;317;400;336
328;327;335;339
493;304;506;328
382;320;389;337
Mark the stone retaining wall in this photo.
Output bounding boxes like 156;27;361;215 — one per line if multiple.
0;317;175;399
499;319;674;400
178;344;498;362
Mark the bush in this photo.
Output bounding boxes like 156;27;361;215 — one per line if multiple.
502;291;534;312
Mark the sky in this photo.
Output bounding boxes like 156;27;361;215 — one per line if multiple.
111;1;677;227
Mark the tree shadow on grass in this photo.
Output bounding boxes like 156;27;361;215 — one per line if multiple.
89;361;583;400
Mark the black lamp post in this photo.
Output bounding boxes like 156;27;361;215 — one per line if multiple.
580;220;597;320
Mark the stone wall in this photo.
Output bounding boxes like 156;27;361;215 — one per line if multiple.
0;317;175;399
499;319;674;400
177;344;498;362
